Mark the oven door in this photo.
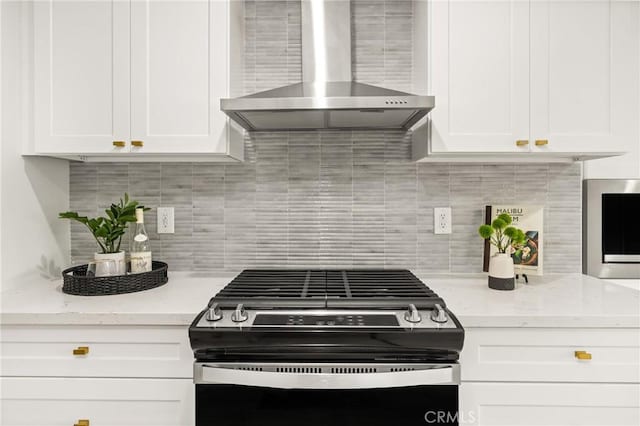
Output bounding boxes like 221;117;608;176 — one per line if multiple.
194;362;460;426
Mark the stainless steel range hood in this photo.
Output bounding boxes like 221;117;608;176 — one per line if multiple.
221;0;434;131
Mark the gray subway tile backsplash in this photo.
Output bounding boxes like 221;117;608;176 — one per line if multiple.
68;0;582;274
69;157;582;274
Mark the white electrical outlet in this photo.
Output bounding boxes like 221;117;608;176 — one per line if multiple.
157;207;175;234
434;207;452;234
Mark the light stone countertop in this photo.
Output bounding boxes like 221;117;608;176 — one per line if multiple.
0;273;234;326
418;273;640;328
1;272;638;328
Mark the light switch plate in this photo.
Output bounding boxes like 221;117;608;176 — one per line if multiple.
434;207;452;234
157;207;175;234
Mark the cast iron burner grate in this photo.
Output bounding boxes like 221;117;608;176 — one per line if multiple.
211;269;444;309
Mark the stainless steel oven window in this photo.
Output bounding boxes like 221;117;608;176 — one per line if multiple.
602;193;640;262
583;179;640;278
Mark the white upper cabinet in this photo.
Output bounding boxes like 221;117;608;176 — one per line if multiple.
530;0;640;154
130;0;230;155
429;0;531;153
32;0;243;161
427;0;639;158
34;0;130;154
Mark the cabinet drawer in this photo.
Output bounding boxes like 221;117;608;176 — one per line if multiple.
461;328;640;383
0;377;194;426
460;382;640;426
0;325;193;378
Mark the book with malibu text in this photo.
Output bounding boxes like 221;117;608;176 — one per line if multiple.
483;205;544;276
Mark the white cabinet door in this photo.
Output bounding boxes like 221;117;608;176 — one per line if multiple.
530;0;640;154
130;0;230;154
429;0;531;153
0;325;193;379
0;377;194;426
460;382;640;426
460;328;640;383
34;0;130;155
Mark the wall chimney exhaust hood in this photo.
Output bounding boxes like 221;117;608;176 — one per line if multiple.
221;0;434;131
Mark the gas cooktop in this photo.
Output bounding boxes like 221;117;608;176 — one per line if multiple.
189;269;464;363
210;269;445;309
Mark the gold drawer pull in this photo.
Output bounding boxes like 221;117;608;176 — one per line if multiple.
535;139;549;146
516;139;529;147
74;420;90;426
112;141;126;148
72;346;89;356
575;350;592;360
131;140;144;147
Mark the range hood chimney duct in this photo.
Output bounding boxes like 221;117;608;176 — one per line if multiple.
302;0;351;83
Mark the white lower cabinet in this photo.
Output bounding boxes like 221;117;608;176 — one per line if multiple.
0;325;193;378
0;324;195;426
460;327;640;426
460;382;640;426
0;377;194;426
460;328;640;383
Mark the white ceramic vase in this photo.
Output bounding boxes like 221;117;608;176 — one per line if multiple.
94;251;126;276
488;252;515;290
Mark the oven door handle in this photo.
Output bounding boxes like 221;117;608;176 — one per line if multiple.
196;364;459;389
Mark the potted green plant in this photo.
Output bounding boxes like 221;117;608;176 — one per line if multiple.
59;194;149;275
478;213;527;290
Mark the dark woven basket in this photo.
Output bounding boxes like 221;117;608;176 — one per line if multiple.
62;261;168;296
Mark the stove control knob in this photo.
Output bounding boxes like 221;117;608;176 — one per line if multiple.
430;304;448;323
206;303;222;322
231;303;249;323
404;304;422;323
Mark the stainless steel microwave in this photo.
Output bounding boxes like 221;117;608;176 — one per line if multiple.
583;179;640;278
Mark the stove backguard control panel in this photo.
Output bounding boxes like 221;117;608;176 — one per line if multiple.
254;314;399;327
195;309;459;329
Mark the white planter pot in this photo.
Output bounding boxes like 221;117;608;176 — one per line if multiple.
488;252;515;290
94;251;126;276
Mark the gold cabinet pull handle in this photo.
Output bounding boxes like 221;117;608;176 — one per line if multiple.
535;139;549;146
575;350;592;360
74;420;90;426
112;141;126;148
516;140;529;147
72;346;89;356
131;140;144;147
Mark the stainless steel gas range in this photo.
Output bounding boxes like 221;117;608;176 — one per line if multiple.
189;269;465;426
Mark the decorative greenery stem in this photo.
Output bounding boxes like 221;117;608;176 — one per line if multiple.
479;213;527;255
59;193;149;254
